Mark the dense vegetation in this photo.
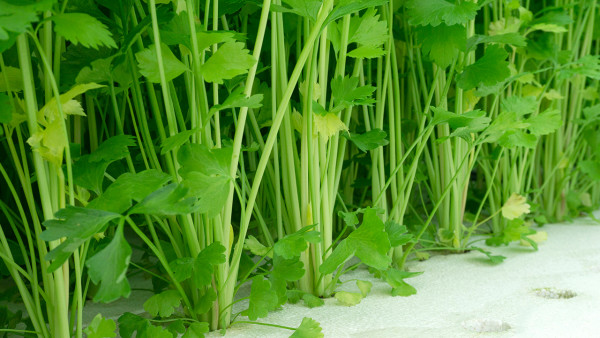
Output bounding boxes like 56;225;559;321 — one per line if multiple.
0;0;598;336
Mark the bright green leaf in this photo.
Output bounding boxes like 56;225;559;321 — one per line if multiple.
161;128;199;155
320;208;391;274
201;42;255;84
244;235;272;257
86;224;132;303
344;129;389;152
118;313;149;338
497;130;537;148
51;13;117;49
331;76;376;109
348;8;387;48
178;144;233;216
579;161;600;181
335;291;363;306
182;322;210;338
41;207;121;272
302;293;324;308
136;43;188;83
0;66;23;92
467;33;527;51
501;96;537;116
469;247;506;264
275;0;322;21
72;135;135;194
290;317;324;338
84;314;116;338
88;170;172;214
326;0;388;25
193;243;226;288
347;45;386;59
384;220;414;247
128;183;197;216
241;276;279;320
144;290;182;318
382;268;422;297
527;109;562;135
356;280;372;297
406;0;479;26
169;257;194;282
457;45;510;90
274;225;321;259
417;24;466;68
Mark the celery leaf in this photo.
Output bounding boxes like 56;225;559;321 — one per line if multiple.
177;144;233;217
242;277;279;320
406;0;479;26
192;243;226;288
144;290;182;318
52;13;117;49
41;207;121;272
457;45;510;90
84;314;116;338
136;43;188;83
344;129;389;152
290;317;324;338
320;208;391;274
201;42;255;84
86;224;132;302
417;24;466;68
128;184;198;216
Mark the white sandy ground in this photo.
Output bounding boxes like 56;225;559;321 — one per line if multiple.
76;211;600;337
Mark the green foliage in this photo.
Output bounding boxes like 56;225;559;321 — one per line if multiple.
335;291;363;306
320;208;391;274
469;247;506;264
331;76;376;111
51;13;117;49
178;144;234;216
486;219;536;247
143;290;182;318
275;0;323;21
274;225;321;259
457;45;510;90
182;322;210;338
136;43;188;83
87;170;172;213
384;220;415;247
161;129;199;155
406;0;479;26
290;317;324;338
193;243;226;288
84;314;116;338
242;276;279;320
380;268;422;297
86;223;132;302
41;206;122;272
416;24;466;68
72;135;135;194
344;129;389;152
128;183;198;216
201;42;255;84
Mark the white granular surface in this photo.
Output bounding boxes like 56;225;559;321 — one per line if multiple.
462;318;511;333
533;287;577;299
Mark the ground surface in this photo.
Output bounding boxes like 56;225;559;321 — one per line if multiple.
201;213;600;338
